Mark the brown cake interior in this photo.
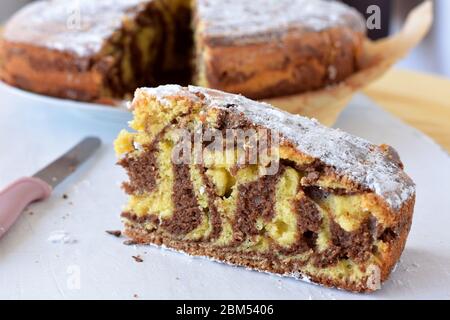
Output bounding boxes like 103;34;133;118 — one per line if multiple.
96;0;193;99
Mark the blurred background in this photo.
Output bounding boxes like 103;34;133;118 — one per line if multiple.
1;0;448;78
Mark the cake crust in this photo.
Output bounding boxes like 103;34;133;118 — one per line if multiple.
0;0;147;101
0;40;105;101
193;0;366;99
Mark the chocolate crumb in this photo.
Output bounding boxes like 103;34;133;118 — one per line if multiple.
124;240;138;246
133;294;139;299
63;194;69;200
132;255;144;263
106;230;122;237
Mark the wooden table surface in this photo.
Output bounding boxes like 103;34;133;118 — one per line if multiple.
364;68;450;153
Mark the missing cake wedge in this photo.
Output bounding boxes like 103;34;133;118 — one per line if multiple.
114;85;415;293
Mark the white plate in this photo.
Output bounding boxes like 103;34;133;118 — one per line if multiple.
0;89;449;299
0;80;132;124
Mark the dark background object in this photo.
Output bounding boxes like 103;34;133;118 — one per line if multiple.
342;0;392;40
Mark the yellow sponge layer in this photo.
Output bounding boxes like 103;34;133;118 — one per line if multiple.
125;139;174;219
267;167;301;247
321;195;370;232
115;130;135;156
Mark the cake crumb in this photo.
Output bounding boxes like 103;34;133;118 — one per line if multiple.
133;294;139;299
132;255;144;263
124;240;138;246
106;230;122;237
62;194;69;200
366;265;381;291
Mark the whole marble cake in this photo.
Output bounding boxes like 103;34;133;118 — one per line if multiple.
0;0;366;102
115;85;416;292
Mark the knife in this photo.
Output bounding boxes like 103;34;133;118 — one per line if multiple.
0;137;101;238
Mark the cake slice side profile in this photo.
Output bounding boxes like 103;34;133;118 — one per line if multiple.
192;0;366;99
114;85;415;292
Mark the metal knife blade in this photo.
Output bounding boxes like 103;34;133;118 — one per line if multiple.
33;137;101;188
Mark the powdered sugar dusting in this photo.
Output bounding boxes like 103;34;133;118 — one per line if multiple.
47;230;77;244
137;85;201;107
196;0;366;44
4;0;365;56
140;85;415;211
3;0;150;57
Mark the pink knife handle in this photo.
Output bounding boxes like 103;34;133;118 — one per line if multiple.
0;177;52;238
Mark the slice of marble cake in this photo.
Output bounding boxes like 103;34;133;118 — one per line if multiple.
114;85;415;292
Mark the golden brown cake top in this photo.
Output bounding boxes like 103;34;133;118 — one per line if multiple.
136;85;416;211
195;0;366;45
3;0;152;57
3;0;366;55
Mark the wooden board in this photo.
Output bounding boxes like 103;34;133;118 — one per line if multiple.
364;69;450;153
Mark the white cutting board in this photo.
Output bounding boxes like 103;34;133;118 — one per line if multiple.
0;93;449;300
